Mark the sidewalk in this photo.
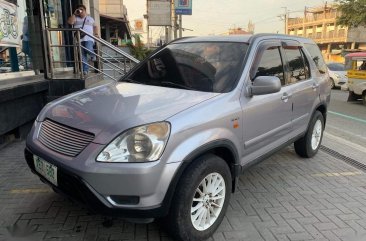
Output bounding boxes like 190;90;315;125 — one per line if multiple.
1;137;366;241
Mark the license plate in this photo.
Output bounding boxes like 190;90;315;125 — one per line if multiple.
33;155;58;186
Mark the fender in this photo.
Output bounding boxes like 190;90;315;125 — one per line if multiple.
161;139;241;216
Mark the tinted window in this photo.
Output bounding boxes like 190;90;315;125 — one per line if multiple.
123;42;248;93
285;47;308;84
327;63;345;71
255;47;285;85
301;49;311;79
304;43;327;74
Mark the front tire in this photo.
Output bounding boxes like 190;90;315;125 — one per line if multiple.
166;154;232;241
294;111;324;158
330;78;335;89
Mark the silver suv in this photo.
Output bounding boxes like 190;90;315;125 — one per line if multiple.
25;34;330;240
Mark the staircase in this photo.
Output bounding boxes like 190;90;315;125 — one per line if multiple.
45;28;140;87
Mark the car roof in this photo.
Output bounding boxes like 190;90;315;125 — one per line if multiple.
345;52;366;58
171;33;316;45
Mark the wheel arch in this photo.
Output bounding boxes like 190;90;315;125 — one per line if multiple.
160;140;240;217
183;139;241;179
315;103;327;125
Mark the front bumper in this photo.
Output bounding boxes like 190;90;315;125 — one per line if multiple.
24;142;182;218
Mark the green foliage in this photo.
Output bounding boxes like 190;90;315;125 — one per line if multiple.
336;0;366;27
127;34;152;61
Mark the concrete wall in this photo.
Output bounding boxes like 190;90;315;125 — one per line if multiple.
348;26;366;43
0;79;48;140
88;0;101;36
99;0;125;18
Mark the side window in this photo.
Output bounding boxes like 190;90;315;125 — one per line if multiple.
300;49;311;79
304;43;327;74
284;47;308;84
254;46;285;86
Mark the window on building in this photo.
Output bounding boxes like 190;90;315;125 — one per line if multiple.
338;29;346;38
328;30;334;38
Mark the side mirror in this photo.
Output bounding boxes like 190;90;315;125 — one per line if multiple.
250;76;281;96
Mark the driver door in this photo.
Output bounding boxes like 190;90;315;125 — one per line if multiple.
240;41;292;164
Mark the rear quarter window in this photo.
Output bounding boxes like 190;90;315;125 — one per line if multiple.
304;43;327;74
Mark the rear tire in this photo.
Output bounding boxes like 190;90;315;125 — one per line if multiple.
362;92;366;106
294;111;324;158
165;154;232;241
347;91;359;101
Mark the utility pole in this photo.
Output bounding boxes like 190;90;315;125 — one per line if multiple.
146;1;150;48
279;7;290;34
179;14;182;38
174;13;178;39
282;7;288;35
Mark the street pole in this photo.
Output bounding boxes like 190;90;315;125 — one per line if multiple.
146;1;150;48
283;7;288;35
172;0;177;40
174;13;178;39
179;14;182;38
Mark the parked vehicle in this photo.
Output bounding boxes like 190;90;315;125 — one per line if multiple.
345;52;366;105
326;62;348;89
25;34;330;241
0;63;25;73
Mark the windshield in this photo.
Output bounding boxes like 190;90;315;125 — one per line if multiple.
327;63;345;71
122;42;248;93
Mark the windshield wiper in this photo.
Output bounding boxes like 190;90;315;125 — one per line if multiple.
161;81;194;90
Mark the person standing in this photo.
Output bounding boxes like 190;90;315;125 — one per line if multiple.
67;4;98;75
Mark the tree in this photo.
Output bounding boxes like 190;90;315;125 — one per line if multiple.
127;34;151;61
336;0;366;27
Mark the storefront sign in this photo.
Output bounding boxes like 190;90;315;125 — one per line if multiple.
0;0;20;47
175;0;192;15
134;19;144;32
147;1;171;26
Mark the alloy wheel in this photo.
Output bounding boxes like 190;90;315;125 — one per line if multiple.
311;119;322;150
191;172;226;231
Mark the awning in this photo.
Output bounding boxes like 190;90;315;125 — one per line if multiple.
100;14;132;40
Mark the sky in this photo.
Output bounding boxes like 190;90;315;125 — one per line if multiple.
123;0;330;42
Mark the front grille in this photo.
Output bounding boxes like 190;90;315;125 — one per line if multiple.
38;119;94;157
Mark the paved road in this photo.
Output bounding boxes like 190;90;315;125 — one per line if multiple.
326;89;366;147
1;140;366;241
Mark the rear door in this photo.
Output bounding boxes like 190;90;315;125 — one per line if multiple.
282;41;319;138
241;41;292;164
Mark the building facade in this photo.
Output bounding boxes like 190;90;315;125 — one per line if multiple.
0;0;132;144
99;0;131;45
287;3;366;63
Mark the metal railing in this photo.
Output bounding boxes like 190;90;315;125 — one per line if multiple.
45;28;139;81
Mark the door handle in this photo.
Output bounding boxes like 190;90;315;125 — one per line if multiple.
281;93;292;101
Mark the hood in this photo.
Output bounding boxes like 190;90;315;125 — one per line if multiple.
40;83;220;144
331;70;347;78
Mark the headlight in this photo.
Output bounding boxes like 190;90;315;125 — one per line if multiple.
335;73;340;78
97;122;170;163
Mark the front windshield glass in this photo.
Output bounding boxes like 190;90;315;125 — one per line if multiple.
122;42;248;93
327;63;345;71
